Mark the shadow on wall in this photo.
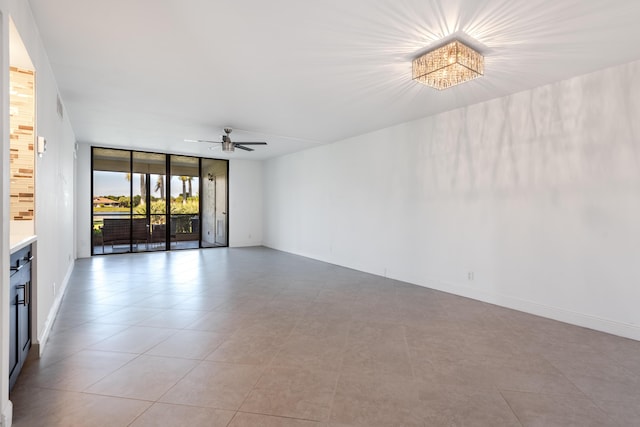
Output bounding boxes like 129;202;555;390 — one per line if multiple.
410;60;640;200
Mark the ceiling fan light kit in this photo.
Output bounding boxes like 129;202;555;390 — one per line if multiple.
412;39;484;90
222;128;234;152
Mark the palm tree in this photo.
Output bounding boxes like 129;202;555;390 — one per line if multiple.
125;173;145;206
155;175;165;199
178;176;193;203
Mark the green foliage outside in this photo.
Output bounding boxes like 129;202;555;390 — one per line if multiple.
94;206;129;213
134;198;198;215
93;197;200;236
134;198;199;232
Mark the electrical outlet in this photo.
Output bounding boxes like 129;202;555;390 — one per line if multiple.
53;282;56;295
468;272;474;281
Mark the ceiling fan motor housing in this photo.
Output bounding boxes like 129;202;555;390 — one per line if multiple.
185;127;265;152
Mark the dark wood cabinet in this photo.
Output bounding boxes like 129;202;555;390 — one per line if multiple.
9;244;32;390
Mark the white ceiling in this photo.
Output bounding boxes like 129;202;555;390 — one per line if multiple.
25;0;640;160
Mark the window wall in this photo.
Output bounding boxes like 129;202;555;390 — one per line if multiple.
91;147;228;255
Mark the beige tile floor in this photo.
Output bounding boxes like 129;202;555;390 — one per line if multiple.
10;247;640;426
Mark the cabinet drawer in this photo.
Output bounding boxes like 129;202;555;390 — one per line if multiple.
10;245;33;277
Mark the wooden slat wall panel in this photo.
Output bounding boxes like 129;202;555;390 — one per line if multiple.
9;66;35;220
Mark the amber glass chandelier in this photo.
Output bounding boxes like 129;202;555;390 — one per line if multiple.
412;40;484;90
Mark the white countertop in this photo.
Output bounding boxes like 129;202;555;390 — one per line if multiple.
10;234;37;254
10;221;36;253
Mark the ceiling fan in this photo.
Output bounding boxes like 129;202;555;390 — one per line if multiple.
186;128;267;152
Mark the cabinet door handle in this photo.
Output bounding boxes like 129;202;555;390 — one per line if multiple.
16;283;28;306
16;284;25;305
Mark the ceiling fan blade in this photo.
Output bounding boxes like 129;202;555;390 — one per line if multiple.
233;141;267;145
184;139;221;144
234;144;254;151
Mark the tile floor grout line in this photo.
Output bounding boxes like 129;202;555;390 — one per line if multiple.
497;388;526;427
233;409;326;423
323;293;355;425
125;401;156;427
232;346;281;414
224;411;240;427
324;366;342;425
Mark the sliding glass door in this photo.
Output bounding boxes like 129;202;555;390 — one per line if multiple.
91;147;228;255
201;158;228;247
133;152;167;252
170;156;200;249
92;148;133;255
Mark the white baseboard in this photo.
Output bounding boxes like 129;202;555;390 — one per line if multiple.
416;277;640;341
505;295;640;341
1;400;12;427
263;244;640;342
229;240;263;248
36;259;75;356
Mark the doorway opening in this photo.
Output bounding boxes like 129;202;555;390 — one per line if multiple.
8;15;37;393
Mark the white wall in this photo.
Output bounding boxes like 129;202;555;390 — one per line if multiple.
31;48;76;354
1;0;77;424
0;3;11;424
229;159;263;247
263;59;640;341
8;0;77;353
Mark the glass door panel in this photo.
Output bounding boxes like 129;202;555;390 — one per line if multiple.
201;159;228;247
132;152;166;252
170;155;200;249
149;172;168;251
92;148;132;255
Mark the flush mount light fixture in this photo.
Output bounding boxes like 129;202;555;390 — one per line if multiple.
412;40;484;90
